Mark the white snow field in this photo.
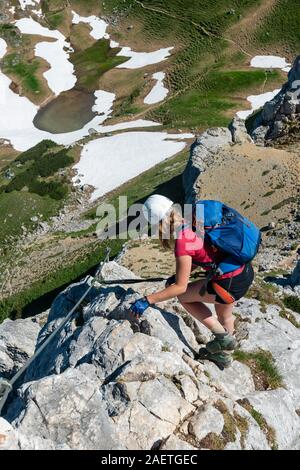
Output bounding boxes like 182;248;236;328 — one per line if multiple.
72;11;108;40
71;11;173;66
237;89;281;120
144;72;169;105
0;38;159;150
72;131;193;201
18;0;40;10
251;55;291;72
0;48;159;152
116;47;174;69
0;37;7;60
15;18;76;95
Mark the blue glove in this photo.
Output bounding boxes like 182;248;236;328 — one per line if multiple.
130;297;150;317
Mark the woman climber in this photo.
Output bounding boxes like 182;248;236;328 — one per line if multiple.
130;195;259;369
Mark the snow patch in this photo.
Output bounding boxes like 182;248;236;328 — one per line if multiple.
71;11;173;69
99;119;160;134
72;131;193;201
15;18;76;96
110;40;120;49
92;90;115;114
237;89;281;120
32;9;43;17
251;55;291;72
117;47;174;69
144;72;169;105
0;38;7;59
72;11;108;40
18;0;40;10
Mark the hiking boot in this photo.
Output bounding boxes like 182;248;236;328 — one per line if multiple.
196;347;232;370
206;332;237;353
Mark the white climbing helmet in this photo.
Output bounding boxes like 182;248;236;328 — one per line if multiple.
143;194;174;224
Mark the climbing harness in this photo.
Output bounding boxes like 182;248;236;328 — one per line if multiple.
0;248;207;416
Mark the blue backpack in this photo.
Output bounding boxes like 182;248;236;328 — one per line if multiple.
193;200;261;275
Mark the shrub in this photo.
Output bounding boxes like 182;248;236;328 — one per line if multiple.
233;349;283;390
29;180;68;200
34;150;73;177
18;140;57;163
283;296;300;314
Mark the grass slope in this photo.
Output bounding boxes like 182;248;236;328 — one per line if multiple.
2;53;41;94
71;39;127;91
100;0;285;130
255;0;300;53
0;149;188;320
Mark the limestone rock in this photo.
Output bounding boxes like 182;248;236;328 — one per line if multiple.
9;368;123;450
183;127;232;203
160;434;198;450
203;360;256;400
289;260;300;287
0;418;20;450
233;403;270;450
251;55;300;142
115;351;195;383
1;260;300;450
245;388;300;450
0;318;40;379
237;301;300;408
188;405;224;442
230;116;253;144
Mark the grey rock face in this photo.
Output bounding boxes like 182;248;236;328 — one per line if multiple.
10;368;123;450
252;55;300;143
183;127;232;203
237;299;300;409
203;360;256;401
1;261;300;450
246;389;300;450
233;404;270;450
188;405;224;442
290;260;300;287
160;434;198;450
0;418;20;450
0;318;40;379
230;116;253;144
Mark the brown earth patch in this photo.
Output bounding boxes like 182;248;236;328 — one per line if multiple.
70;23;96;52
198;142;299;227
0;146;19;171
119;238;175;280
4;34;56;105
226;0;284;57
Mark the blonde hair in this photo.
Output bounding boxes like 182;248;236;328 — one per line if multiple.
159;206;183;250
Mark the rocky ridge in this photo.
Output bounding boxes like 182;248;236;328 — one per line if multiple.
0;259;299;450
251;55;300;145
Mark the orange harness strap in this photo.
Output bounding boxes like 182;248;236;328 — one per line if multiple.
212;282;236;304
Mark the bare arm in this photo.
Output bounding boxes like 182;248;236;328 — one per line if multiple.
146;256;192;304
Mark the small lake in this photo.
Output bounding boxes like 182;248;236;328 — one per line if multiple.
33;89;97;134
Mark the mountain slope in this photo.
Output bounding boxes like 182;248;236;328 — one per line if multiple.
0;260;300;450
